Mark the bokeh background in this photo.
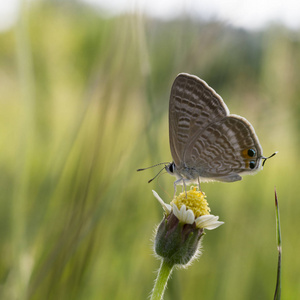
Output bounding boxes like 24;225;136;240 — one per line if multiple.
1;0;300;299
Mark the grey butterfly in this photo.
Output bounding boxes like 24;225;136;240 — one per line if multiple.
165;73;275;190
138;73;275;190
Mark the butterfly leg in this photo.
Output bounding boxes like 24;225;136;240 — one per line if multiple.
197;177;202;193
173;181;178;199
183;179;187;198
173;177;185;198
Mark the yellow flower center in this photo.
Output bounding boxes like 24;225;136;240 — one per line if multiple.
171;186;211;218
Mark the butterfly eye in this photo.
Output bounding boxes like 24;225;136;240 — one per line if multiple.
247;149;256;157
168;163;174;173
249;160;256;169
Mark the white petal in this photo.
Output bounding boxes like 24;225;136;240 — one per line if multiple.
204;221;224;230
172;203;195;224
195;215;224;230
196;215;217;227
172;202;181;219
152;190;172;214
179;205;187;220
184;209;195;224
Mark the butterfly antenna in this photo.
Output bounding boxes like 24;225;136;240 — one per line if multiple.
148;166;166;183
262;151;278;167
137;162;169;172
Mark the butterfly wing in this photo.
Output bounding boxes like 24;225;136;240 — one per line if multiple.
169;73;229;168
169;73;263;183
183;115;263;181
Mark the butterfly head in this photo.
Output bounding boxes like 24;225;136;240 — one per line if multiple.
165;162;176;175
165;162;184;181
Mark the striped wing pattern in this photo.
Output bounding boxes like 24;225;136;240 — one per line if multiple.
169;73;263;182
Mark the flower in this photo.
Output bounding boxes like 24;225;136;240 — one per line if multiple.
152;187;224;266
153;187;224;230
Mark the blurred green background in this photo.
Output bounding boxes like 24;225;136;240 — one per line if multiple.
0;1;299;299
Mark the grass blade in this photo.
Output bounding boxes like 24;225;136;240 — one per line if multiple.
274;187;282;300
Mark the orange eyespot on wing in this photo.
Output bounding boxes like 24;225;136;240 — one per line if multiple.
242;148;257;159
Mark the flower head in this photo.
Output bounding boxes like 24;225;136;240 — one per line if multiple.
172;186;211;217
153;186;224;230
152;187;224;266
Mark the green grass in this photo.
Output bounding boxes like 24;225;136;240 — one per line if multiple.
0;1;299;299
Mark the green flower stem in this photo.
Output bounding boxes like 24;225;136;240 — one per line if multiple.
150;259;174;300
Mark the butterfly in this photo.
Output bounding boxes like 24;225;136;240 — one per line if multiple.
139;73;276;191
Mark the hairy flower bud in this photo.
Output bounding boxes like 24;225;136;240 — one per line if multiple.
152;187;224;266
155;212;204;265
